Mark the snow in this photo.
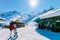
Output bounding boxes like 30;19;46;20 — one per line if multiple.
36;28;60;40
16;23;50;40
0;28;10;40
40;8;60;19
0;21;50;40
0;21;60;40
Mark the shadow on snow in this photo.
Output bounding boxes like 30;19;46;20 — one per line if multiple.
35;28;60;40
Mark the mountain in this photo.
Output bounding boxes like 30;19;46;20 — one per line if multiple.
0;11;41;25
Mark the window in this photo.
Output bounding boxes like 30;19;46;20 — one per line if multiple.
56;22;60;26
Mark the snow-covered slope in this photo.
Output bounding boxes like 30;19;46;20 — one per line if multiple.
17;25;50;40
0;21;50;40
0;28;10;40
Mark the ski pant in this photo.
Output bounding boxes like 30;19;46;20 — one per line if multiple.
10;30;15;38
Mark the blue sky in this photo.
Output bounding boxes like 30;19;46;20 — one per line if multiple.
0;0;60;12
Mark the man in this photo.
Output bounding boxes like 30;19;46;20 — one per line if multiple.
10;21;15;38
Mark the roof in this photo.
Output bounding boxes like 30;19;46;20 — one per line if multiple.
39;8;60;19
0;17;5;23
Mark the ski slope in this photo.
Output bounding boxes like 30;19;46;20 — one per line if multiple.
17;25;50;40
0;21;50;40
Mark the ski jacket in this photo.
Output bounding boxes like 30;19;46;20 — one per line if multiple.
10;23;14;30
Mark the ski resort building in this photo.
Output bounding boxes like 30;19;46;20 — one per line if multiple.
35;8;60;32
14;19;25;27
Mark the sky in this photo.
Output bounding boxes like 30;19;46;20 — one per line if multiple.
0;0;60;13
